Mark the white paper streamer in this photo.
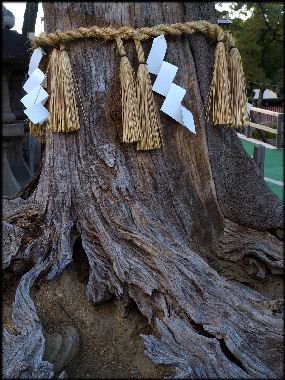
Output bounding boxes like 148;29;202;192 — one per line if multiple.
23;49;49;125
24;103;49;124
21;85;48;109
146;34;196;134
146;35;167;75
28;47;44;76
181;107;196;134
161;83;186;124
23;68;46;93
152;61;178;96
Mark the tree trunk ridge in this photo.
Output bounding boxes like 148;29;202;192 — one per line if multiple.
3;2;283;379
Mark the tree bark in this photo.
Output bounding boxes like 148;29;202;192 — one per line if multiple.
3;2;283;379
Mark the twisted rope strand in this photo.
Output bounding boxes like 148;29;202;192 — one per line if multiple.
32;20;226;49
134;39;145;63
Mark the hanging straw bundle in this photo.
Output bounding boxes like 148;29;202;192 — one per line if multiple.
228;46;248;128
29;120;46;142
116;37;141;143
46;45;80;133
28;20;250;146
208;39;233;125
134;39;161;150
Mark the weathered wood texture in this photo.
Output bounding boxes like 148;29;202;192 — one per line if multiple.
3;2;283;378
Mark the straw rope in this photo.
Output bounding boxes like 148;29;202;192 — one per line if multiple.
46;45;80;133
116;37;141;143
208;41;233;125
134;38;145;64
134;39;162;150
32;20;226;49
228;46;248;127
29;19;247;142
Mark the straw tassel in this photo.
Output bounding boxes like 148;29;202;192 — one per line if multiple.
116;37;141;143
46;45;80;133
208;39;233;125
29;120;46;142
134;39;162;150
228;46;247;128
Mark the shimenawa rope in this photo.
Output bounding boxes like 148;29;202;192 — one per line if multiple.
32;20;227;49
29;20;248;148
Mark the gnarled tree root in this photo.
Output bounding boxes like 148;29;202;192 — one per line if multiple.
3;197;283;379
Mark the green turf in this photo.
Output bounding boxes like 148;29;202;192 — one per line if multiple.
239;138;284;201
265;181;284;201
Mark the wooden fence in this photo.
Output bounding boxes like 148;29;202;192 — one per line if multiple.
245;107;284;148
253;106;283;124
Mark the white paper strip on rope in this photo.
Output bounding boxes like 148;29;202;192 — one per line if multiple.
28;47;44;76
24;103;49;124
161;83;186;124
23;67;46;93
23;48;49;125
146;35;196;134
146;34;167;75
181;106;196;134
152;61;178;96
21;85;48;109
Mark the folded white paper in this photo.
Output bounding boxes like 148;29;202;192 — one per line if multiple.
23;68;45;93
28;48;43;76
24;103;49;124
146;35;167;75
145;35;196;136
161;83;186;123
181;107;196;134
21;85;48;108
152;61;178;96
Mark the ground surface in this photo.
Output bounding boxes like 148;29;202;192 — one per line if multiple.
3;247;174;379
239;137;284;200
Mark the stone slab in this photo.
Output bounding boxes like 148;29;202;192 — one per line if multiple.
2;123;25;137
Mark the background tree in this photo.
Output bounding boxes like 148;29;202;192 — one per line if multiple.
3;3;283;378
227;2;284;103
22;2;38;37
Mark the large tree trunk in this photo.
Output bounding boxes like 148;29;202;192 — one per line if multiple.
22;2;39;36
3;2;283;379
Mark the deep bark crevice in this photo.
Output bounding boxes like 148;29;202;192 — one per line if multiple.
17;155;44;200
218;338;247;373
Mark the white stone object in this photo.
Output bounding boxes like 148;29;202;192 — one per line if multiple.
247;102;253;113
